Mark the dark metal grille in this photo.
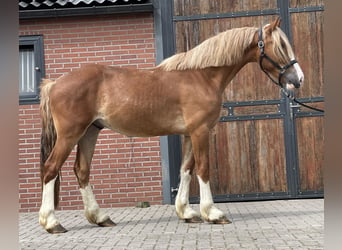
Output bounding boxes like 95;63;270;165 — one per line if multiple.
19;47;36;96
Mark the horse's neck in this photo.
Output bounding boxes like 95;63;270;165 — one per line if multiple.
205;45;257;93
202;63;249;93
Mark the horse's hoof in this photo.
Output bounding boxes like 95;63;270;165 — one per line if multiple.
184;216;203;223
46;224;68;234
211;216;231;224
98;218;116;227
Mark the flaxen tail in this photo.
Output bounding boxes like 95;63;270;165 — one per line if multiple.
40;79;60;207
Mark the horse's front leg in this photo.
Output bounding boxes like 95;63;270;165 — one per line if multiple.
175;135;202;223
191;127;231;224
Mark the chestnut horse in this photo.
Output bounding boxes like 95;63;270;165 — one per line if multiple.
39;17;304;233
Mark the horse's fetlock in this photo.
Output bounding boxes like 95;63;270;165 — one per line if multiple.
39;209;59;229
201;204;225;222
85;209;98;224
85;208;109;225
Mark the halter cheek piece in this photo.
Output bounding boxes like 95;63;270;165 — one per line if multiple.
257;28;297;88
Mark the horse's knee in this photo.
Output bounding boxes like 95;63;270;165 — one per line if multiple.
196;166;209;183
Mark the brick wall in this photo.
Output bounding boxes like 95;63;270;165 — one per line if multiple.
19;13;164;212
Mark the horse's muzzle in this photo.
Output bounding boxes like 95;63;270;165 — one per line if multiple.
284;66;304;90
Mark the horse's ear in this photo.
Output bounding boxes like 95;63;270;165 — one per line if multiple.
267;17;282;34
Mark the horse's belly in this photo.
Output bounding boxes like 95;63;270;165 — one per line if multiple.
99;112;187;137
97;85;187;136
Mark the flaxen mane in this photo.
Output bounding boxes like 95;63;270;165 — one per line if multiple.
158;25;294;71
158;27;258;71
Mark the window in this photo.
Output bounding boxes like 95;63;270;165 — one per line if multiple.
19;35;45;104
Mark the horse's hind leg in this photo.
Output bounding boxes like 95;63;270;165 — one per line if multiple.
74;125;116;227
175;135;202;223
39;137;78;233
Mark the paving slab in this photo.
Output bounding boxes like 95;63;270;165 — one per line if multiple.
19;199;323;249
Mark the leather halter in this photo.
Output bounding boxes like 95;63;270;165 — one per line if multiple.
256;28;324;113
257;27;297;88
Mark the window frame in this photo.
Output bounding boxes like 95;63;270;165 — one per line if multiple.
19;35;45;105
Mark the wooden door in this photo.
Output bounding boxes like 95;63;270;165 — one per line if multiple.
171;0;324;202
290;0;324;196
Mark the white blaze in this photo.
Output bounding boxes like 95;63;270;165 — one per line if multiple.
291;57;304;86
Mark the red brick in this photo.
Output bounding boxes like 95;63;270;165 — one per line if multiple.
119;198;135;203
19;13;162;213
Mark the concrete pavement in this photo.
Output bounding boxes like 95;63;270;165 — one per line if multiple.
19;199;323;249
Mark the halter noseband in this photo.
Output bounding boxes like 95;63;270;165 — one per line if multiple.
257;27;297;88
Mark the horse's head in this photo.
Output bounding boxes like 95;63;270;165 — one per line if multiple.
256;17;304;90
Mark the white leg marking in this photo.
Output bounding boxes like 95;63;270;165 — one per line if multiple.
175;170;199;219
197;176;225;221
80;185;109;224
39;176;59;230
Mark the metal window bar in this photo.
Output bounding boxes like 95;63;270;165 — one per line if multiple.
19;47;36;95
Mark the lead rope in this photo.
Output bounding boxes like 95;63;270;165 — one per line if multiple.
281;88;325;113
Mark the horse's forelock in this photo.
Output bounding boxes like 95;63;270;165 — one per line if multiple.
271;27;295;64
